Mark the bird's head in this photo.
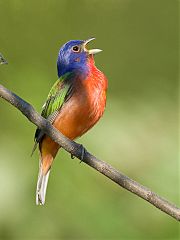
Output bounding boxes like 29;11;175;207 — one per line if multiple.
57;38;102;78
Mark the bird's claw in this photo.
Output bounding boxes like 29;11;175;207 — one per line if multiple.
79;144;86;163
70;144;86;163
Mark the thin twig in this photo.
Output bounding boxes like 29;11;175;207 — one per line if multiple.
0;83;179;221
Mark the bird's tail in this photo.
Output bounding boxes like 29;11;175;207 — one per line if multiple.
36;161;50;205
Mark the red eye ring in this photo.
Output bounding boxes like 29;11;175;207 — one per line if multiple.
72;45;80;53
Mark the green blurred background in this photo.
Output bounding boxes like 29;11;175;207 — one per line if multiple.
0;0;178;239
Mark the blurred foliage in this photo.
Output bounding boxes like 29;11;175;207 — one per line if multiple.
0;0;178;239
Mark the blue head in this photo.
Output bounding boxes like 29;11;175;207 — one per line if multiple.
57;38;102;78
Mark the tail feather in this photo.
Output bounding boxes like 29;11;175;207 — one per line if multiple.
36;162;50;205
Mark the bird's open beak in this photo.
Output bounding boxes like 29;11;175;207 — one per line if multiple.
84;38;102;55
0;54;8;65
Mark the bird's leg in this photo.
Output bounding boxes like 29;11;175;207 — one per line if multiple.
71;144;87;163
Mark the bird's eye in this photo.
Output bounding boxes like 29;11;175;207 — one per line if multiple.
72;45;80;53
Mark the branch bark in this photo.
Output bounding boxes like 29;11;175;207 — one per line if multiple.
0;83;179;221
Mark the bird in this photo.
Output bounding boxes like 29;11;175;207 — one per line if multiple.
33;38;108;205
0;53;8;65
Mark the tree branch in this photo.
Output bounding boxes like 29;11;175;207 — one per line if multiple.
0;83;179;221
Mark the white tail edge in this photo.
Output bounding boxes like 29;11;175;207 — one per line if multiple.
36;162;50;205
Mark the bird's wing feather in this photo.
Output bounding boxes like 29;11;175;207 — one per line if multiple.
31;73;73;155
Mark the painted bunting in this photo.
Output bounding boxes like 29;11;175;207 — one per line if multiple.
33;38;108;205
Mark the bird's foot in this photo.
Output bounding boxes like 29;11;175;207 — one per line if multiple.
70;144;87;163
79;144;86;163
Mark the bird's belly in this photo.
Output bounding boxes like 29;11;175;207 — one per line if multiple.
53;93;105;140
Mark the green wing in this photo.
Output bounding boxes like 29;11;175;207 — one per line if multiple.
31;73;73;154
41;78;70;121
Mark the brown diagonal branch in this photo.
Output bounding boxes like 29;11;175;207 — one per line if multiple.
0;83;179;221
